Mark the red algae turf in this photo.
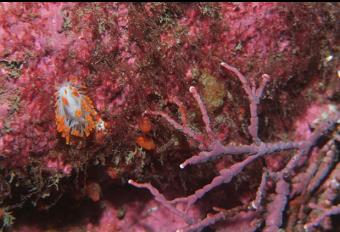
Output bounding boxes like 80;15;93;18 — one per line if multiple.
0;2;338;232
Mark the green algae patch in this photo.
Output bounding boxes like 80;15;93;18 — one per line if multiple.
199;71;226;111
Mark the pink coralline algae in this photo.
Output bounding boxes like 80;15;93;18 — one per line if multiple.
0;2;339;232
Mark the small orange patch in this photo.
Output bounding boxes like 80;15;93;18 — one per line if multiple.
138;116;152;133
65;134;70;144
0;208;5;219
56;111;71;144
62;96;69;106
238;107;246;121
136;135;156;151
106;167;118;180
75;109;82;118
72;89;79;97
72;129;80;136
86;182;101;202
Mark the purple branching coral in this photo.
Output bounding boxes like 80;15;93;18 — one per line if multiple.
304;203;340;231
129;62;339;232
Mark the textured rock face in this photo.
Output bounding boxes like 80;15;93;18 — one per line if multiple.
0;3;338;231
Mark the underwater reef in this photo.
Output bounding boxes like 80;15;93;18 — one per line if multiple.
0;2;339;232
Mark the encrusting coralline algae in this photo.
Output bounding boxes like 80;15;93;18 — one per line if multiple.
0;2;338;231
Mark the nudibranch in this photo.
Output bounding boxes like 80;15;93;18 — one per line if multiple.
55;80;98;144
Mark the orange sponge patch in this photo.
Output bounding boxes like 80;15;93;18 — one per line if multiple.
138;116;152;133
136;136;156;151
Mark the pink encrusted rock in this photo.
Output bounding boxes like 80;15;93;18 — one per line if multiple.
294;104;337;141
0;2;336;166
0;3;338;232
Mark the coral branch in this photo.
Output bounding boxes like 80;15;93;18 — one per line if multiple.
308;141;337;193
178;209;258;232
252;170;268;211
221;62;270;144
220;62;252;97
282;112;339;177
255;74;270;100
321;163;340;205
147;110;204;144
177;211;225;232
168;96;189;128
304;204;340;231
128;180;194;224
264;179;290;232
174;152;262;208
177;142;300;208
264;114;339;231
189;86;214;139
129;62;339;232
180;141;301;168
179;141;256;169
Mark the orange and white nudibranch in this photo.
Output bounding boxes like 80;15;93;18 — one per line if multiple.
55;81;99;144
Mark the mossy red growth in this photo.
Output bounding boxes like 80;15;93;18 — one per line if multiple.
0;3;338;230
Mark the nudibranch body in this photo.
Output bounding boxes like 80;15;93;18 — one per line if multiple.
55;81;98;144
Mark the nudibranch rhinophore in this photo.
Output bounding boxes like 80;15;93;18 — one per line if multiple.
55;80;98;144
